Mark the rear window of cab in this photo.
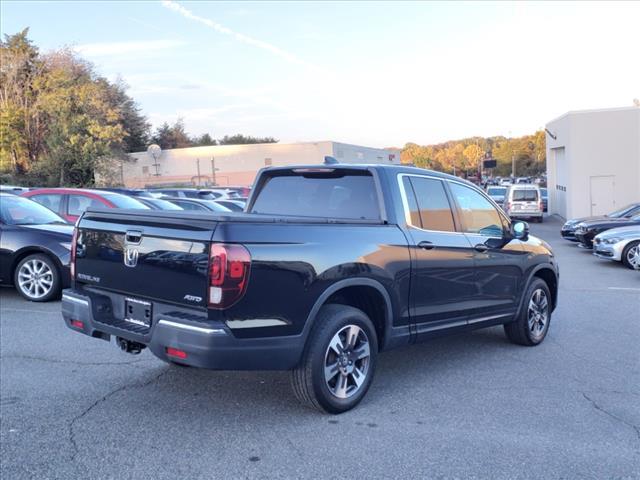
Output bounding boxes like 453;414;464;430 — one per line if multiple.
251;170;380;220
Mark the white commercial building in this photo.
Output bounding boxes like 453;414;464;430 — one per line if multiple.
545;106;640;219
116;141;400;188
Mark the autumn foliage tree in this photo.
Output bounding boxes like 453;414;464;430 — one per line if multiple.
402;133;546;178
0;29;149;186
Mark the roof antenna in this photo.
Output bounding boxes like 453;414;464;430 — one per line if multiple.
324;156;339;165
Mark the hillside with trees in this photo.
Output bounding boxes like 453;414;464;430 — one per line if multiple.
401;131;546;178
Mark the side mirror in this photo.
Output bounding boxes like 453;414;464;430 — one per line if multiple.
511;220;529;240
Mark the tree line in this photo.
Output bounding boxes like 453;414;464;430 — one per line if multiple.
150;119;277;150
401;131;546;178
0;29;277;187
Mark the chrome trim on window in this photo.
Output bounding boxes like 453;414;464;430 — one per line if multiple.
397;172;509;239
396;173;465;235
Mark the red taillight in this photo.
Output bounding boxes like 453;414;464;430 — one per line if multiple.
208;244;251;309
70;227;78;279
166;347;187;359
70;320;84;329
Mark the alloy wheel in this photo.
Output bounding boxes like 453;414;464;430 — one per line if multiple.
18;259;54;300
626;245;640;269
527;288;549;339
324;324;371;399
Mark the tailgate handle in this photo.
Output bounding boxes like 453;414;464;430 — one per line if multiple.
125;230;143;244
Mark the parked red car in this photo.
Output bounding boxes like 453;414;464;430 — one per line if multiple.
21;188;149;223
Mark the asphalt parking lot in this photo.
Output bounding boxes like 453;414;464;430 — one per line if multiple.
1;216;638;479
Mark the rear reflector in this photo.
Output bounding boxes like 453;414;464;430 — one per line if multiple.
166;347;188;359
70;320;84;329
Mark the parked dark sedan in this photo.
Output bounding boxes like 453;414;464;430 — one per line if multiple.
0;193;72;301
575;213;640;249
561;202;640;241
135;197;185;210
161;197;232;212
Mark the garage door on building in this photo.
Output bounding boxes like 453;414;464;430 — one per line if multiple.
589;176;615;216
553;147;567;218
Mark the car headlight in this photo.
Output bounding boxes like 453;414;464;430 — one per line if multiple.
603;237;621;244
60;242;72;250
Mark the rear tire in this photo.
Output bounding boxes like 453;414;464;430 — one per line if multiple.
14;253;61;302
504;278;551;346
291;304;378;414
622;241;640;270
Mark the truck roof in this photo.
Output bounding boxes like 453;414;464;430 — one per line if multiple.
263;163;473;185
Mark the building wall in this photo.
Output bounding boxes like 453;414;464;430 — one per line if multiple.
546;107;640;219
113;141;399;188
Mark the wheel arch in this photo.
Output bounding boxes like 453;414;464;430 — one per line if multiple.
303;278;394;351
516;264;558;318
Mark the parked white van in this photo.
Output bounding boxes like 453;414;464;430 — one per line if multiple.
504;184;543;223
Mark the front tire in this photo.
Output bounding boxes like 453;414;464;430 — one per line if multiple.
291;304;378;414
622;241;640;270
504;278;551;346
14;254;61;302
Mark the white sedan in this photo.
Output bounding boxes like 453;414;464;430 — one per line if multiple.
592;226;640;269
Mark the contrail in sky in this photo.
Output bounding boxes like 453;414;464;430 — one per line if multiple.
161;0;330;75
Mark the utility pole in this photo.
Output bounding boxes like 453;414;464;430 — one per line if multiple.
196;158;201;186
211;157;219;186
512;152;516;179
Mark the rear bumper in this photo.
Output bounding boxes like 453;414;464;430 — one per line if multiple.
509;211;543;219
61;289;304;370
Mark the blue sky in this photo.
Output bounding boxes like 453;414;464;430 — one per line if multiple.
2;1;639;147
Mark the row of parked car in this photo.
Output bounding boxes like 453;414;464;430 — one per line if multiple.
0;185;251;301
560;202;640;270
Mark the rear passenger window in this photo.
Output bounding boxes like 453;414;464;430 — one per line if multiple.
30;194;62;213
406;177;456;232
67;195;103;216
448;183;504;237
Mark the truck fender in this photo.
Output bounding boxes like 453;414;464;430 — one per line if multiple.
301;278;394;348
514;263;559;320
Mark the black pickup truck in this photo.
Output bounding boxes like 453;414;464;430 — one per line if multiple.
62;164;559;413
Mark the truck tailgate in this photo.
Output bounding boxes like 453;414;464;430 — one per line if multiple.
75;209;218;308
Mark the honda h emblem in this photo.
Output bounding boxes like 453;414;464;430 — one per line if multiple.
124;247;139;268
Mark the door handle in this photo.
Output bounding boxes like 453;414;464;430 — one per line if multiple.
474;243;489;253
418;241;435;250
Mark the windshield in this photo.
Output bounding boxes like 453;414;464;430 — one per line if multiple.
608;203;640;218
487;187;506;195
103;193;150;209
0;195;67;225
512;190;538;202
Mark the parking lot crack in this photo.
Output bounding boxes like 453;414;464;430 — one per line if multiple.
67;368;170;462
581;392;640;445
1;354;151;366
